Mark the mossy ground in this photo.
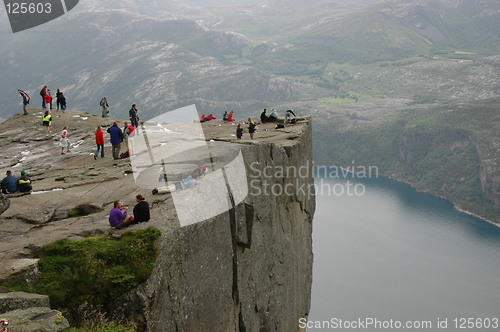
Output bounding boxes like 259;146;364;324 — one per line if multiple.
3;227;161;326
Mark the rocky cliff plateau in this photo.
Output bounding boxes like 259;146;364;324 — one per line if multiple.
0;108;315;331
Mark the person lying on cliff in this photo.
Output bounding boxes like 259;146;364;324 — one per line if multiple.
109;200;134;229
152;166;207;195
1;170;18;194
0;319;8;332
18;170;32;193
133;194;150;223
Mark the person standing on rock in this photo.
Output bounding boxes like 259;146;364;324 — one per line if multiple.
247;118;256;140
100;96;109;117
133;194;150;224
1;170;18;194
109;200;134;229
42;110;52;135
94;126;105;160
107;122;122;160
44;89;53;111
40;85;47;109
236;123;243;139
57;91;67;112
17;170;32;193
129;104;140;133
59;126;70;154
55;89;63;111
18;89;30;115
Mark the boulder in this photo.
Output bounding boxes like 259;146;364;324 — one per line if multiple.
0;292;49;314
1;307;69;332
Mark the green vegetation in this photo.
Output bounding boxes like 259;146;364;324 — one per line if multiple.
314;100;500;221
4;227;161;324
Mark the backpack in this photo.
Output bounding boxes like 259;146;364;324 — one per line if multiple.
275;124;285;129
120;150;130;158
40;89;45;96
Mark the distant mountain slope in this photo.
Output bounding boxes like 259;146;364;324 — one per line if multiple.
246;0;500;74
0;7;294;119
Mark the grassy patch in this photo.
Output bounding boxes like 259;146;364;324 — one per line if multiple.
3;227;161;324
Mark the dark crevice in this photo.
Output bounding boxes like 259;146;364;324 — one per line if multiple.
238;303;247;332
236;203;254;251
221;166;239;305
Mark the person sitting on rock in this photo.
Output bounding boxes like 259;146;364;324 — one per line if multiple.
268;108;278;122
227;111;235;122
222;111;228;121
1;170;18;194
109;200;134;229
207;114;216;120
285;109;297;124
260;109;269;123
152;166;207;195
17;170;32;193
133;194;150;223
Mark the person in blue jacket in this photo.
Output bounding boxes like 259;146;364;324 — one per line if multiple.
1;170;18;194
107;122;123;160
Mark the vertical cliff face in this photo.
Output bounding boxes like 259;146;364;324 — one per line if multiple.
128;119;315;331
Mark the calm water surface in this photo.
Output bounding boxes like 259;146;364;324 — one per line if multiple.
308;176;500;331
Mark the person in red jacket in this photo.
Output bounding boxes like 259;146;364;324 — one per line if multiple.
94;126;105;160
44;91;52;111
227;111;235;122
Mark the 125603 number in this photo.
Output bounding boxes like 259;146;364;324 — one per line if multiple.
6;2;52;14
453;318;499;329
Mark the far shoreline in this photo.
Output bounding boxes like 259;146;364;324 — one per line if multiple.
314;165;499;227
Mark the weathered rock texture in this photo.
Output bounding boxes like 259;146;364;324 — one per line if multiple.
124;119;315;331
0;109;315;331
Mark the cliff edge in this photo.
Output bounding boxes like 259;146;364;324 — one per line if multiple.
0;109;315;331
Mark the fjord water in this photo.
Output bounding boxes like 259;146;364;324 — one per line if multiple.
309;176;500;331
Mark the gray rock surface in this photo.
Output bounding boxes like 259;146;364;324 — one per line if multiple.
118;117;315;331
0;292;50;314
0;109;315;330
1;307;69;332
0;194;8;215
